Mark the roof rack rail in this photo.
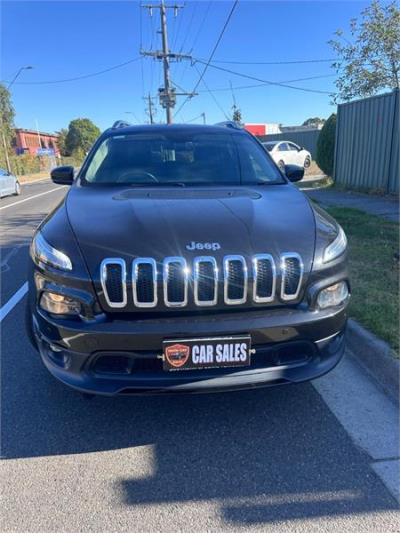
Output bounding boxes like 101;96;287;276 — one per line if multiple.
214;121;243;130
112;120;132;129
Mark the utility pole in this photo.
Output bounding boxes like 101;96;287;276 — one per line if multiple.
141;2;196;124
1;65;33;173
144;93;156;124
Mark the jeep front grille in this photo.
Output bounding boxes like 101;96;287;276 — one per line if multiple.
100;258;127;308
280;253;304;301
194;257;218;306
163;257;189;307
252;254;276;303
132;258;157;308
224;255;247;305
99;253;304;309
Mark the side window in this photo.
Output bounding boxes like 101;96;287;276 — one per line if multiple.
288;143;299;151
278;143;288;152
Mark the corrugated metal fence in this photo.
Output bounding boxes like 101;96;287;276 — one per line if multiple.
334;89;399;194
258;129;320;159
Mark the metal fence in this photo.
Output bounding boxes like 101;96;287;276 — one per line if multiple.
257;129;320;159
334;89;399;194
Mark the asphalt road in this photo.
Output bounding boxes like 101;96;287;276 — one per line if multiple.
1;180;398;532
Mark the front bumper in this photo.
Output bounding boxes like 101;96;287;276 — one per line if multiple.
32;303;347;395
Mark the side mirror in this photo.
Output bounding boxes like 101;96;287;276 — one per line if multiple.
285;164;304;182
51;166;74;185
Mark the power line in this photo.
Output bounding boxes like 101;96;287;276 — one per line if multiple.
177;0;212;86
178;1;198;54
190;0;238;95
199;57;336;65
2;57;141;85
197;74;336;93
189;1;212;54
174;0;239;118
193;58;334;95
193;63;230;120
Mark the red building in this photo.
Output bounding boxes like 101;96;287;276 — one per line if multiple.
14;128;59;156
244;123;281;136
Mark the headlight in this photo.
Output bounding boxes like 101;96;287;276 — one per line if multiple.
30;232;72;271
323;226;347;263
317;281;349;309
40;291;80;315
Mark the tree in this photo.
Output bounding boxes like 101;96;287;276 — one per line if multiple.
232;106;242;123
65;118;100;157
56;128;69;156
0;83;16;159
316;114;336;177
302;117;326;128
329;0;400;102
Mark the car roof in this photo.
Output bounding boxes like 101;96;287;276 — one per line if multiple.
103;123;247;137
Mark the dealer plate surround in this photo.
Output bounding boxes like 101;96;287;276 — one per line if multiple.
163;336;252;371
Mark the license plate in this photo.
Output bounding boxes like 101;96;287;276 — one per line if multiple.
163;336;251;371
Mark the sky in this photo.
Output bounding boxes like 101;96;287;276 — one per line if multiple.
1;0;371;133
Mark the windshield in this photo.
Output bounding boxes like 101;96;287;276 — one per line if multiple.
82;131;284;186
263;142;277;152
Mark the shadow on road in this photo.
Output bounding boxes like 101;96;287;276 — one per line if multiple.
1;309;397;525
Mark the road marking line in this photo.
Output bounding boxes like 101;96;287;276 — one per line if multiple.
0;282;28;322
0;187;66;212
23;178;51;185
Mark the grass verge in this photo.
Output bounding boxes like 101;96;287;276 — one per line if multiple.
326;206;399;356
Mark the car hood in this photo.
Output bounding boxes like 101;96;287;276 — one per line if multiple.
65;183;316;280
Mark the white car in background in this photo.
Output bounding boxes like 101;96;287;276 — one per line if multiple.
262;141;311;172
0;168;21;198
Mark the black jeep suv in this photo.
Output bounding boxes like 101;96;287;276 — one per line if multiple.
27;122;350;395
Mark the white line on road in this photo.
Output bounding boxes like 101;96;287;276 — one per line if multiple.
24;178;51;185
0;282;28;322
0;187;66;212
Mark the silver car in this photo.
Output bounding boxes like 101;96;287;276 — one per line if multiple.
0;168;21;198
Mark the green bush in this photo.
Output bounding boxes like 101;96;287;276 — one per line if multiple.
0;153;84;176
316;113;336;177
4;154;41;175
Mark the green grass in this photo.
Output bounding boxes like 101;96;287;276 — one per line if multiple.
326;207;399;355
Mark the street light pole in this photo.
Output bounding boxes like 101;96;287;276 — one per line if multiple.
1;65;33;173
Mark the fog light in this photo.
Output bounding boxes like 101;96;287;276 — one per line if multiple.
317;282;349;309
40;291;81;316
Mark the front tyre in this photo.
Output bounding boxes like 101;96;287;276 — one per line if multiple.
15;181;21;195
278;160;285;172
304;156;311;169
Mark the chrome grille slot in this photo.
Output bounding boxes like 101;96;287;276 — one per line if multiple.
132;258;157;308
194;256;218;306
253;254;276;303
280;253;304;301
100;258;127;308
224;255;247;305
163;257;188;307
